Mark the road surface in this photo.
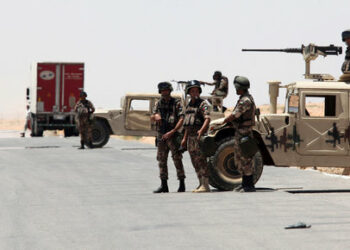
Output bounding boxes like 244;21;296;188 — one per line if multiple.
0;132;350;249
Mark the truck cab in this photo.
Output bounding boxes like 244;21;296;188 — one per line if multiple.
260;81;350;167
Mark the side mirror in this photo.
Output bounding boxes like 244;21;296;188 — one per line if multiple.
288;95;299;113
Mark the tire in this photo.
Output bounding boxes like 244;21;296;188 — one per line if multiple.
90;119;110;148
30;118;43;137
208;136;264;191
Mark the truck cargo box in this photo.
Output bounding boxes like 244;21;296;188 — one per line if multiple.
27;62;84;137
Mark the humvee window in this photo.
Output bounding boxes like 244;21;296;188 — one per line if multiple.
129;99;150;111
304;95;336;117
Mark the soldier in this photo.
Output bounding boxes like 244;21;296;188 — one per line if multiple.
20;105;31;137
74;91;95;150
181;80;211;192
200;71;229;112
342;30;350;74
151;82;186;193
223;76;256;192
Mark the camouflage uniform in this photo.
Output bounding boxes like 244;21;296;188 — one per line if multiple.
153;97;185;180
342;47;350;73
204;76;229;109
74;99;95;143
183;98;210;178
232;92;256;176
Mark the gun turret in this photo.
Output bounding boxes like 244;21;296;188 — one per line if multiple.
242;44;342;81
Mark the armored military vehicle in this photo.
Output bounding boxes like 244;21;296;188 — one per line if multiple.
205;44;350;190
90;90;224;148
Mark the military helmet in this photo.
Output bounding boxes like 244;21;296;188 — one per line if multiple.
80;91;87;97
233;76;250;90
213;71;222;80
185;80;202;95
158;82;173;94
342;30;350;42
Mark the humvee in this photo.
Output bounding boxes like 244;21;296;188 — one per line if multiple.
90;92;225;148
205;43;350;190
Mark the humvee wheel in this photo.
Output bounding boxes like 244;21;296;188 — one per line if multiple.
90;119;110;148
208;137;264;191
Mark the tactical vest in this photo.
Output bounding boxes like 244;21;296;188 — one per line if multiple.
237;94;256;129
77;100;90;118
158;97;178;132
342;47;350;73
183;98;205;128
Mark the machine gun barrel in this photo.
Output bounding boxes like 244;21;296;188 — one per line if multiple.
242;48;302;53
242;44;342;80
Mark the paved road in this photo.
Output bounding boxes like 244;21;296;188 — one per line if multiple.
1;133;350;249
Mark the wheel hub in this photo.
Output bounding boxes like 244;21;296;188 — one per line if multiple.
223;152;241;176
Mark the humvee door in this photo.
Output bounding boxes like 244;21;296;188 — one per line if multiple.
125;97;155;131
297;90;349;156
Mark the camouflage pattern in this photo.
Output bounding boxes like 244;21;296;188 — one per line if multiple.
157;137;185;180
152;97;184;132
153;97;185;180
231;92;256;176
212;76;229;98
74;99;95;143
184;99;211;178
342;47;350;73
202;76;228;109
187;133;209;178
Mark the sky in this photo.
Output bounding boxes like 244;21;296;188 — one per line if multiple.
0;0;349;119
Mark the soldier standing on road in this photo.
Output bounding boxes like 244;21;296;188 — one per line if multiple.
74;91;95;150
151;82;186;193
200;71;229;112
341;30;350;74
223;76;256;192
20;105;31;137
181;80;211;193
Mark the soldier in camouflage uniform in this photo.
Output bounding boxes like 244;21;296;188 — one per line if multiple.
151;82;186;193
341;30;350;74
223;76;256;192
181;80;211;193
200;71;229;112
74;91;95;150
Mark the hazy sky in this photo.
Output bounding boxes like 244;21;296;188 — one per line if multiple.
0;0;349;119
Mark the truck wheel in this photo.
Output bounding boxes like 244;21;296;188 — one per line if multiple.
30;119;44;137
90;119;110;148
208;137;264;191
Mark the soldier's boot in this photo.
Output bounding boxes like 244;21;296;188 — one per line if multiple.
192;176;202;192
234;176;247;192
20;132;25;137
177;179;186;192
241;175;256;193
193;177;211;193
153;179;169;193
78;141;85;150
88;140;93;149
